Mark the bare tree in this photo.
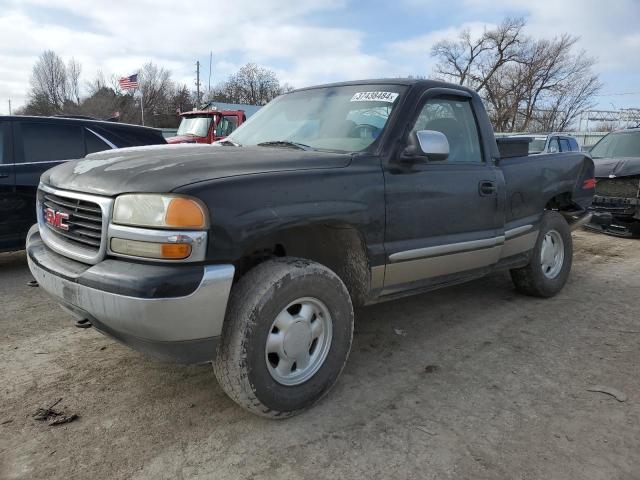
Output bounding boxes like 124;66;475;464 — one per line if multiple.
431;18;602;131
138;62;174;119
209;63;290;105
82;65;183;126
24;56;292;127
28;50;68;114
86;70;106;95
80;86;123;120
172;84;195;114
66;58;82;105
432;17;526;92
526;40;601;131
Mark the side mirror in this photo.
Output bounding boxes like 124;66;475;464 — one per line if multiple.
403;130;449;162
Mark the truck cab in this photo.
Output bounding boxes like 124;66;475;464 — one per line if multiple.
167;110;246;144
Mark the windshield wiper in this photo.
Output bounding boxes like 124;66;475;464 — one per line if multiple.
256;141;314;151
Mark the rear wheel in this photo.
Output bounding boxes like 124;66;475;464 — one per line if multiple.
213;257;354;418
510;211;573;298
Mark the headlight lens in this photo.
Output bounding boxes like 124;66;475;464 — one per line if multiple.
113;194;206;229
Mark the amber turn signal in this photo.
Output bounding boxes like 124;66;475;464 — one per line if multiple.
165;198;206;228
160;243;192;259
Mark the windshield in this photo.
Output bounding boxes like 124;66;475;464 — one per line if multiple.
528;138;547;154
225;84;407;153
177;116;213;137
590;131;640;159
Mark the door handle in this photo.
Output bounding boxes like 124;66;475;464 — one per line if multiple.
479;180;497;197
0;173;10;179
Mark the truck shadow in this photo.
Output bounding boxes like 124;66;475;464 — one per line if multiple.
0;250;27;271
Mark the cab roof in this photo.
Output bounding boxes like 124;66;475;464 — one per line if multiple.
0;115;161;132
290;78;475;95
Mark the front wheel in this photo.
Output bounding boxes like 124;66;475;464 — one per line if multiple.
510;211;573;298
213;257;354;418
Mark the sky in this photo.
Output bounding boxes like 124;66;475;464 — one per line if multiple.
0;0;639;115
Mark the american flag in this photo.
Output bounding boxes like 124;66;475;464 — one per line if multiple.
118;73;139;91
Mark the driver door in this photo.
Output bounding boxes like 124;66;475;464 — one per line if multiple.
382;91;503;294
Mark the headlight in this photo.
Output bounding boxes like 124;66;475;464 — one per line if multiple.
113;194;207;229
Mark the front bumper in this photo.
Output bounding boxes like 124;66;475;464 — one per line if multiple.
27;225;235;364
587;195;640;237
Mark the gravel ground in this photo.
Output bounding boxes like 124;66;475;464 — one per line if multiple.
0;230;638;479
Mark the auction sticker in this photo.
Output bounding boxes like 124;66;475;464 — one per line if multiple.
350;91;399;103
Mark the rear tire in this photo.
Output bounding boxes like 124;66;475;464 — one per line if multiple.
213;257;354;418
510;211;572;298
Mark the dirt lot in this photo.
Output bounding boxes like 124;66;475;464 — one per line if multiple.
0;230;638;479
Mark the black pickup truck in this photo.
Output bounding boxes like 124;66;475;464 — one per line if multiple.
26;79;594;417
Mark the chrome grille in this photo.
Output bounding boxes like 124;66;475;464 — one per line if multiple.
37;183;113;265
42;192;103;250
595;176;640;199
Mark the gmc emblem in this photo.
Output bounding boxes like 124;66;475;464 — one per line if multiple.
44;207;70;230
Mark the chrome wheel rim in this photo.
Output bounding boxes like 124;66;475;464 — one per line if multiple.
540;229;564;279
265;297;333;386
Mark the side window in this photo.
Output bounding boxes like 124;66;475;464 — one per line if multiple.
559;138;571;152
569;138;579;151
95;127;162;147
0;122;4;164
411;97;482;163
21;122;85;163
216;115;239;137
0;121;11;164
547;137;560;153
85;128;113;154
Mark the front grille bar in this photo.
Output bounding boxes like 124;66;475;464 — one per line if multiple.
43;193;102;214
37;183;113;265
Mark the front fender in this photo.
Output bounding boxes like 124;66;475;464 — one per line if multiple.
174;163;386;264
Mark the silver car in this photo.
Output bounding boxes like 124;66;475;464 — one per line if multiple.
509;133;581;154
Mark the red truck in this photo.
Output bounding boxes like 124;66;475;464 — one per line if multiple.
167;109;248;144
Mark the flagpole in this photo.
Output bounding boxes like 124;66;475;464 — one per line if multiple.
140;87;144;126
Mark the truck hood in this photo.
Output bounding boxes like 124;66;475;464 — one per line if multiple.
593;156;640;178
42;144;352;196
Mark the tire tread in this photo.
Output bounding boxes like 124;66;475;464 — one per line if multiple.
213;257;353;418
510;211;573;298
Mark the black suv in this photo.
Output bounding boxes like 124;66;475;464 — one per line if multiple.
0;116;166;252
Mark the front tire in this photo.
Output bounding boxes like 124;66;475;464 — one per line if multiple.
213;257;354;418
510;211;573;298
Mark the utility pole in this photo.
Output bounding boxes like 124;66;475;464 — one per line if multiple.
7;99;11;115
139;89;145;126
208;52;212;95
195;61;201;108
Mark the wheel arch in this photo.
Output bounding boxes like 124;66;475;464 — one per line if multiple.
544;191;591;227
234;222;371;307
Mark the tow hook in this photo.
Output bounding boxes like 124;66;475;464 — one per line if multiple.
75;318;92;329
